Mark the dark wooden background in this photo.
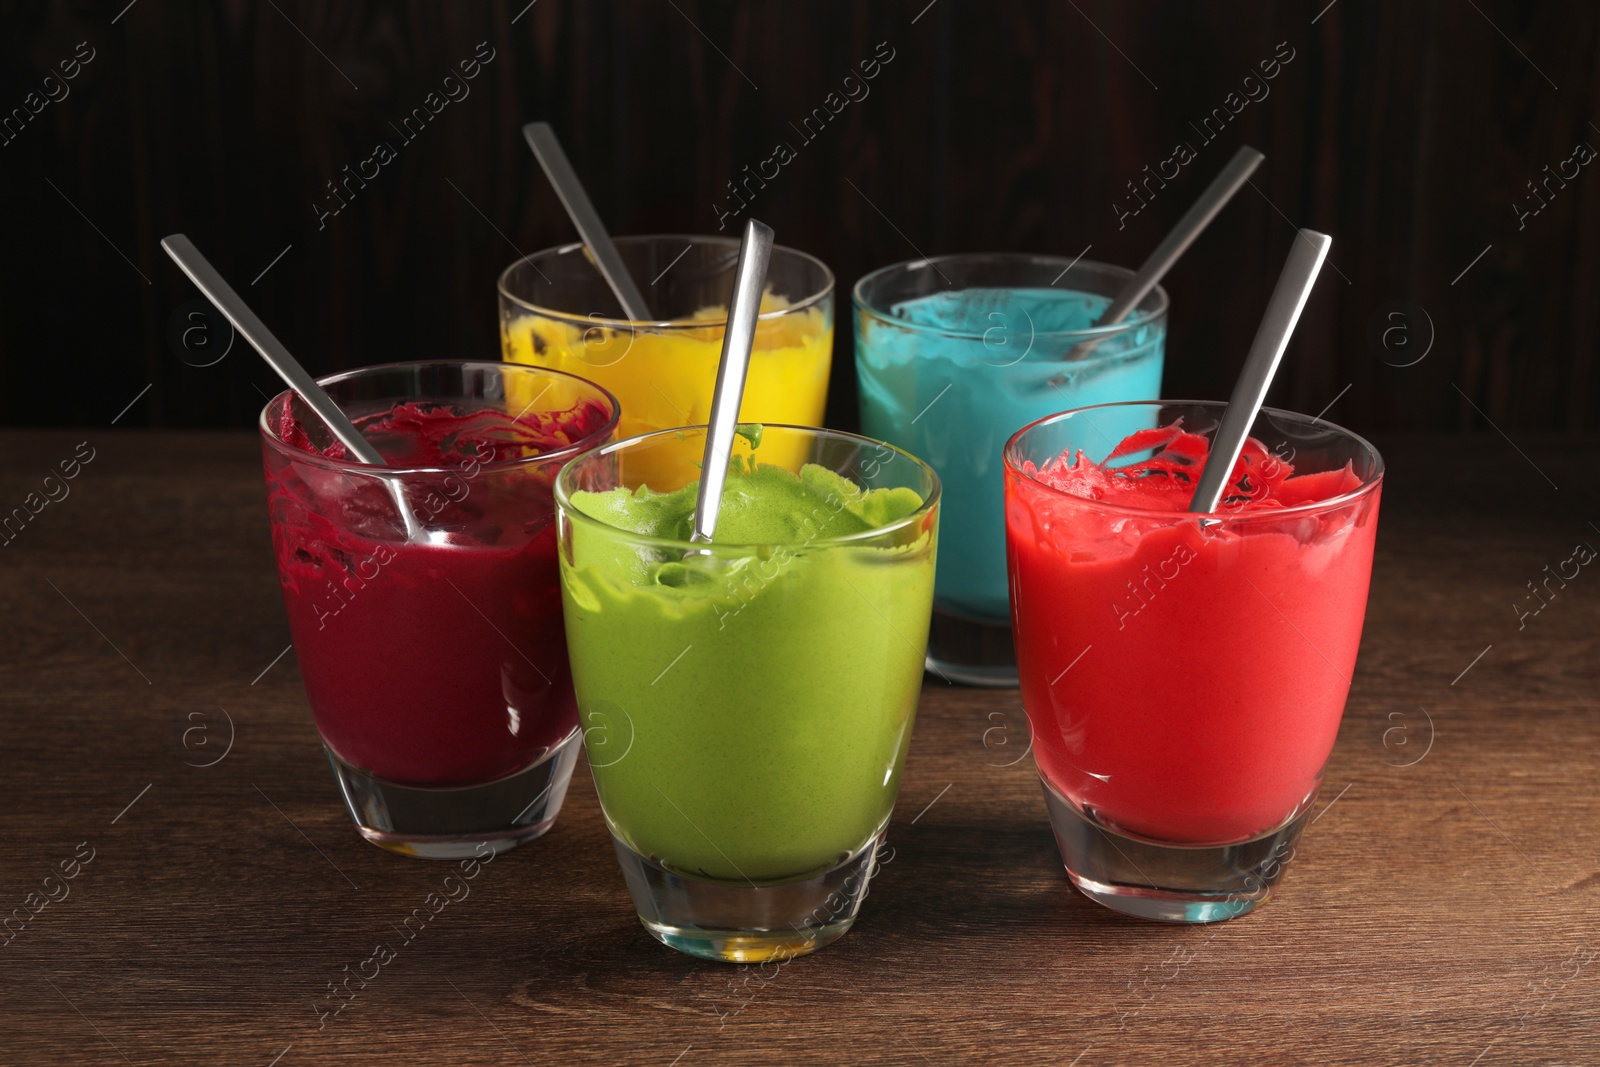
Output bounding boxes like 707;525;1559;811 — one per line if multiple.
1;0;1597;435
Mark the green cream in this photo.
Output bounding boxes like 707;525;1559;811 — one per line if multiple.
561;460;937;882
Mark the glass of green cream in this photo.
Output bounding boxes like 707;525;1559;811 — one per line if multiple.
555;423;940;963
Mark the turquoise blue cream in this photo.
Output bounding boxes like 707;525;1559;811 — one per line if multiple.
854;287;1164;621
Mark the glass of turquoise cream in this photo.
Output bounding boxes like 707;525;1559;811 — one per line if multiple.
853;255;1168;686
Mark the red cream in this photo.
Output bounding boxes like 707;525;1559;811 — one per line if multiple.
1006;422;1381;843
264;398;611;787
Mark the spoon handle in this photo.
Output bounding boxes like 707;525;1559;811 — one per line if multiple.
161;234;422;541
1188;228;1331;515
1064;145;1264;363
1101;146;1265;328
523;122;653;321
161;234;386;466
690;219;774;544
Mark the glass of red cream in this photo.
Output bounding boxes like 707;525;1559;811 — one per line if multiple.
1004;400;1383;921
259;361;618;859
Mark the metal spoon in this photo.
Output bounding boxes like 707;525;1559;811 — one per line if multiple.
1065;145;1264;362
160;234;423;541
689;218;774;544
1188;228;1332;514
522;121;653;321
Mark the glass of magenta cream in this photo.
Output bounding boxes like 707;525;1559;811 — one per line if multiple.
1004;400;1383;922
259;361;619;859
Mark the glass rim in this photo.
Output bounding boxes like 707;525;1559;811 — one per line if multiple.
497;234;836;330
851;254;1170;346
1003;399;1385;521
257;359;621;477
555;423;942;552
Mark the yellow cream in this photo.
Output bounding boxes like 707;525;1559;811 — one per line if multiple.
502;292;831;478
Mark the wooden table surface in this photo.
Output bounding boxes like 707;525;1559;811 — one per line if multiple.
2;429;1596;1066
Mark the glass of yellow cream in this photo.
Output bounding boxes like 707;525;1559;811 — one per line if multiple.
499;235;834;475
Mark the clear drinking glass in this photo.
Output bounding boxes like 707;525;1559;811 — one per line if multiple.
555;425;939;961
1004;401;1383;921
259;361;619;859
500;235;833;477
854;254;1168;687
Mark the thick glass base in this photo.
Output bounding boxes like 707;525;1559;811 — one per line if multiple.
326;729;581;860
610;830;889;963
1042;778;1316;923
926;607;1017;688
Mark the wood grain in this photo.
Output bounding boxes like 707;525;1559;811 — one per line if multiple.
1;1;1597;436
0;428;1595;1065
